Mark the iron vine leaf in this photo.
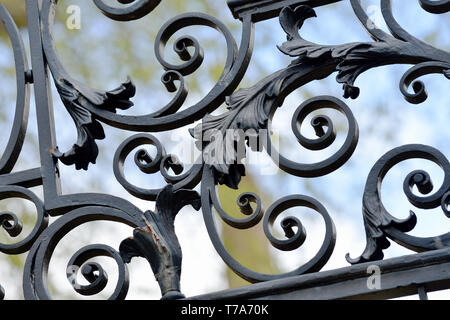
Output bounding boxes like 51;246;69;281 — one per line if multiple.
51;77;136;170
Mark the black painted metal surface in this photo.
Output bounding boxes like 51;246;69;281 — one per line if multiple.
0;0;449;300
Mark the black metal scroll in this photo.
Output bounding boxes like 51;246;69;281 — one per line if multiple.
0;0;448;300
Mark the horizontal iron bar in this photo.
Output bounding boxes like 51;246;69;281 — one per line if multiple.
0;168;43;188
188;247;450;300
227;0;343;21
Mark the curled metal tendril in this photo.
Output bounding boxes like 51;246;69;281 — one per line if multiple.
405;170;434;196
0;186;49;255
153;70;189;118
159;35;204;77
93;0;162;21
347;144;450;264
267;96;359;178
294;114;336;151
0;212;23;238
211;190;264;229
23;206;142;300
202;168;336;283
113;134;202;201
400;155;450;211
400;62;450;104
66;244;129;299
263;195;336;266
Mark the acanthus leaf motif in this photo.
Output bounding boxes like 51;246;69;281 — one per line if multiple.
444;69;450;79
52;77;136;170
190;69;286;189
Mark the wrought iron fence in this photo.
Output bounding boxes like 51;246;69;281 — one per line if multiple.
0;0;449;300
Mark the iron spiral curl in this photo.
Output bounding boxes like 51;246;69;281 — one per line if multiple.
23;206;143;300
154;12;236;77
262;195;336;274
267;96;359;178
210;189;264;229
113;133;202;201
263;195;335;256
201;167;336;283
66;244;129;299
93;0;162;21
400;62;450;104
0;186;49;255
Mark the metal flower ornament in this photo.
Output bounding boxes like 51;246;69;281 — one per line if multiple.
0;0;449;300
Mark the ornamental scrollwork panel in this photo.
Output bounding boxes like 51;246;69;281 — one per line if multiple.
0;0;448;300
